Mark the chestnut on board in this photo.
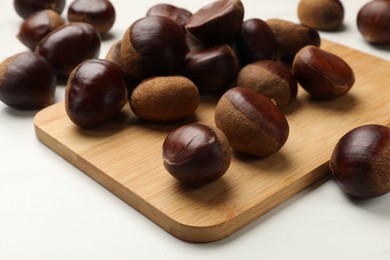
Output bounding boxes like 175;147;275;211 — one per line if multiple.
185;0;244;44
14;0;66;19
236;60;297;109
17;9;65;50
162;123;231;186
67;0;116;34
121;15;188;81
330;124;390;198
214;87;289;157
65;59;128;128
357;0;390;45
292;45;355;100
0;52;56;110
35;22;101;77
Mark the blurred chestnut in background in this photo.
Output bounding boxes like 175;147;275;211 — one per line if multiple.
65;59;128;128
185;0;244;44
163;123;231;186
267;18;321;63
68;0;116;34
35;22;101;77
17;9;65;50
236;60;297;109
330;124;390;198
146;3;192;30
0;52;56;109
182;44;238;95
357;0;390;45
293;45;355;100
297;0;344;31
234;18;278;65
121;15;188;81
14;0;66;19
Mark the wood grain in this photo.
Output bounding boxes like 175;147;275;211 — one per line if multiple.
34;39;390;242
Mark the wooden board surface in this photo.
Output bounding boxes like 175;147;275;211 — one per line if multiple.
34;40;390;243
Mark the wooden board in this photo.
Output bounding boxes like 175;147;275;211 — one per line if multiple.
34;40;390;243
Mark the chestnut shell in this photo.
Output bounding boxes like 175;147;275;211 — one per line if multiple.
14;0;66;19
330;124;390;198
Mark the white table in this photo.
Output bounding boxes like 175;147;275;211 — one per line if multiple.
1;0;389;259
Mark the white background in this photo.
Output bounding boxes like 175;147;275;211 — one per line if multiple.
1;0;390;259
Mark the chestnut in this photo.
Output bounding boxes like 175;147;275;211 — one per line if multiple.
297;0;344;31
236;60;297;109
214;87;289;157
330;124;390;199
35;22;101;77
357;0;390;45
182;44;238;95
267;18;321;63
13;0;66;19
17;9;65;50
162;122;231;186
130;76;199;122
0;52;56;109
67;0;116;34
146;3;192;30
120;15;188;81
292;45;355;100
185;0;244;44
234;18;278;65
65;59;128;128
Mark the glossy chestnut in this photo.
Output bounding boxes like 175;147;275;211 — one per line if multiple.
146;3;192;30
330;124;390;198
67;0;116;34
17;9;65;50
35;22;101;77
298;0;344;31
121;15;188;81
185;0;244;44
292;45;355;100
267;18;321;63
14;0;66;19
234;18;278;65
214;87;289;157
357;0;390;45
0;52;56;109
236;60;297;109
65;59;128;128
130;76;199;122
162;122;231;186
182;44;238;95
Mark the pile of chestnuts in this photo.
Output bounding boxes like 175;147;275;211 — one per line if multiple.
1;0;389;196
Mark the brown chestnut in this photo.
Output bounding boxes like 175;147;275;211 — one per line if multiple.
297;0;344;31
121;15;188;81
234;18;278;65
236;60;297;109
267;18;321;63
130;76;199;122
185;0;244;44
292;45;355;100
0;52;56;109
182;44;238;95
357;0;390;45
35;22;101;77
17;9;65;50
65;59;128;128
214;87;289;157
67;0;116;34
14;0;66;19
162;122;231;186
146;3;192;30
330;124;390;198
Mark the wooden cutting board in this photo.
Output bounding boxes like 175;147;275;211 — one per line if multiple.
34;39;390;243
